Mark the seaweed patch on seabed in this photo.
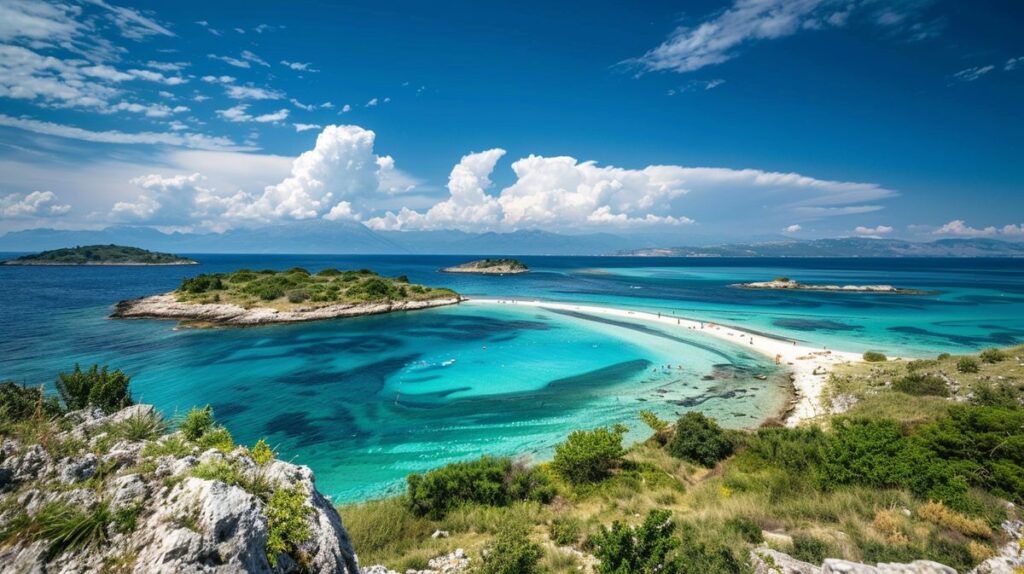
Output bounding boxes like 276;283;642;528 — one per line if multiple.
773;318;864;332
276;354;421;395
265;405;368;447
400;314;551;342
888;325;1024;347
210;402;249;418
384;359;652;424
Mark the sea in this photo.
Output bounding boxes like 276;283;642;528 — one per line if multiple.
1;254;1022;502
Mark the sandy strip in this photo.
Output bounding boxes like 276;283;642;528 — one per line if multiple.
464;298;861;426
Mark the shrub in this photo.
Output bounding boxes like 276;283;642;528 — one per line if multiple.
725;517;763;544
912;405;1024;505
979;348;1005;363
790;534;832;564
179;405;215;440
819;417;970;509
406;456;553;518
55;364;133;414
957;358;980;373
481;518;543;574
180;274;222;293
906;359;937;371
591;509;682;574
937;353;951;360
196;426;234;452
0;382;63;427
667;412;733;467
550;516;581;546
639;410;669;433
317;268;342;276
266;484;311;567
552;426;626;484
892;373;949;397
862;351;887;362
286;289;310;303
251;439;274;465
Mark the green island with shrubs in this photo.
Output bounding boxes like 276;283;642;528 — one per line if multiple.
3;244;197;266
111;267;462;326
1;345;1021;572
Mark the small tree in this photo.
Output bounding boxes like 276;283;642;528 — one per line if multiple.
667;412;733;467
179;405;215;440
552;425;626;484
55;364;133;414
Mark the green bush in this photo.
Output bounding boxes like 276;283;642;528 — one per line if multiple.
480;518;543;574
552;426;626;484
286;289;310;303
892;373;949;397
957;358;980;373
639;409;669;433
913;405;1024;505
317;268;342;276
266;484;311;567
180;274;223;293
0;382;63;427
55;364;133;414
725;517;763;544
667;412;733;467
591;509;682;574
790;534;832;564
549;516;582;546
979;348;1006;363
819;417;970;509
251;439;274;465
179;405;215;440
862;351;887;362
406;456;553;518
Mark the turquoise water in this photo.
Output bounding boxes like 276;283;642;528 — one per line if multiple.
1;255;1021;501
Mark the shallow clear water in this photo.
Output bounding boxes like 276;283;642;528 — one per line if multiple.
1;254;1021;501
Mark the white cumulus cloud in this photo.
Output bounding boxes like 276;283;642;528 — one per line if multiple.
854;224;893;235
1;190;71;218
933;220;997;237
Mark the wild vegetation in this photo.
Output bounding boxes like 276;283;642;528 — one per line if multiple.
0;366;319;568
340;345;1023;572
443;258;529;273
174;267;458;310
9;244;194;265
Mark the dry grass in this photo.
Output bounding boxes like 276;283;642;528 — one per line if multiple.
917;501;993;539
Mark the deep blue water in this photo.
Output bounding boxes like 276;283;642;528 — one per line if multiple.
1;254;1022;501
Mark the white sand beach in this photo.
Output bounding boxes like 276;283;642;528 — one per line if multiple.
465;298;862;426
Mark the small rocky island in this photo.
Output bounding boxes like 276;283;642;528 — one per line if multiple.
4;244;197;266
732;277;929;295
112;267;461;326
441;258;528;275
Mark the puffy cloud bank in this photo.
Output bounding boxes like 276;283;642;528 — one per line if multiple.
105;124;898;232
1;191;70;218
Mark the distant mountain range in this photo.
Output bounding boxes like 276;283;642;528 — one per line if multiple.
0;222;650;256
618;238;1024;258
1;224;1022;257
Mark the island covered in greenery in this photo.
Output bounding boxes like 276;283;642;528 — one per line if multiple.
112;267;461;326
441;258;529;274
3;244;197;266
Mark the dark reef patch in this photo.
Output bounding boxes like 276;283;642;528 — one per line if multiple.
774;318;864;332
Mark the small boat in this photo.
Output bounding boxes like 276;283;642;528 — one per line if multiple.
755;374;768;381
441;359;457;367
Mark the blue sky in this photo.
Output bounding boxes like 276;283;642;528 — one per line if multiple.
0;0;1021;241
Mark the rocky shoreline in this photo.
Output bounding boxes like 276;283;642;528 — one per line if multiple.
111;293;462;326
732;279;929;295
